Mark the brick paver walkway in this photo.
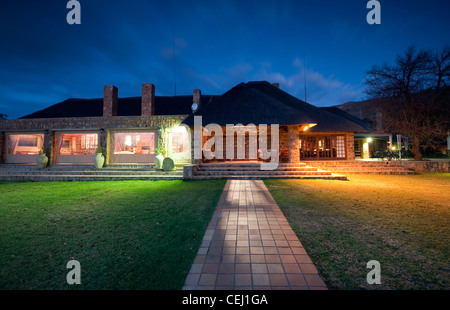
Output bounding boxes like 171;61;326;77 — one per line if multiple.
183;179;327;290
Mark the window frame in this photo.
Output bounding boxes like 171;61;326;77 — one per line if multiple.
299;134;347;160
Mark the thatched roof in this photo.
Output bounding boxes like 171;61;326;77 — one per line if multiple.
20;95;217;119
183;81;368;132
19;81;369;133
320;107;373;132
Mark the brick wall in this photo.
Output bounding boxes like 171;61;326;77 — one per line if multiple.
279;126;288;149
288;125;300;163
346;134;355;160
103;85;118;117
141;83;155;116
401;161;450;173
2;118;359;164
0;115;187;164
1;115;186;132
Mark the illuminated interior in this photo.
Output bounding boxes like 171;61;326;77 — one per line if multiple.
59;133;98;155
171;126;189;154
113;132;155;155
8;134;44;155
300;135;346;159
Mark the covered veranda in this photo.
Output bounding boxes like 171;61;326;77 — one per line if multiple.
182;81;368;165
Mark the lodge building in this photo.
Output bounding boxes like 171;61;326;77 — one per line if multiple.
0;81;369;167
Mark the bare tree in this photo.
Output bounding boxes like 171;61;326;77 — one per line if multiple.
365;45;450;160
430;46;450;91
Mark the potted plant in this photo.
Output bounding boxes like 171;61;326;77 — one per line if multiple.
36;148;48;168
154;147;165;170
94;145;105;168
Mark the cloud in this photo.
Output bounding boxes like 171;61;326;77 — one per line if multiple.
223;63;254;81
175;58;365;106
174;37;187;49
251;58;364;106
160;37;187;62
161;47;177;59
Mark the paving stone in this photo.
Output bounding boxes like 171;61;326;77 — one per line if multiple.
183;180;327;290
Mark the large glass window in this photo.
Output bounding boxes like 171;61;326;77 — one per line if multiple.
336;136;346;158
300;135;346;160
354;140;362;158
171;129;189;154
8;134;44;155
113;132;155;155
59;133;98;155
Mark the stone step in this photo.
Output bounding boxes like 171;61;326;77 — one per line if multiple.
300;161;416;175
316;167;415;171
196;166;319;172
0;174;183;182
0;165;161;171
0;170;183;176
308;165;410;169
195;170;332;176
193;162;345;179
198;163;308;168
311;168;415;174
302;163;411;167
336;170;415;175
0;164;184;181
193;174;348;180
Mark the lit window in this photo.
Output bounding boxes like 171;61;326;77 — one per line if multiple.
113;132;155;155
59;133;98;155
172;132;189;154
8;134;44;155
300;135;346;159
124;135;132;147
336;136;345;158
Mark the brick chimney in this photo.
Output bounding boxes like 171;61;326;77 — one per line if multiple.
142;83;155;116
192;89;201;112
272;83;280;88
103;85;118;117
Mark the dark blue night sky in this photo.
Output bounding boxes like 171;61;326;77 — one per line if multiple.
1;0;449;119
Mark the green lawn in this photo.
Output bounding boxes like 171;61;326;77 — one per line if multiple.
0;179;226;290
264;173;450;290
1;174;448;290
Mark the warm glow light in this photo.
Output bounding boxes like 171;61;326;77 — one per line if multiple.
363;142;370;159
113;132;155;155
125;135;132;146
391;146;396;150
172;125;188;133
302;123;317;131
367;137;373;143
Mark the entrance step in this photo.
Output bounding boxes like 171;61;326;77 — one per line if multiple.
193;174;348;180
0;175;183;182
301;161;416;175
0;164;183;181
193;162;347;180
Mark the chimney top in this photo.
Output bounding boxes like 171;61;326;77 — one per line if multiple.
141;83;155;116
103;85;118;117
